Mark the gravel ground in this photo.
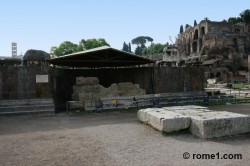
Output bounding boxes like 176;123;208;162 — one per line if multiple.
0;104;249;166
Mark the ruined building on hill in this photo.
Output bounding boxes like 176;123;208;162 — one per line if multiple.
163;18;250;83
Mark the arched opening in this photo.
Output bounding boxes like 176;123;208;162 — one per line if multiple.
209;73;215;79
201;27;205;36
194;29;198;40
192;41;197;53
216;72;221;78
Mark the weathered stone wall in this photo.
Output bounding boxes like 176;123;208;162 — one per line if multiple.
0;66;52;100
154;67;204;93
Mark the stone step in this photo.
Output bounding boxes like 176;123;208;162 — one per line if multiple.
0;99;55;116
0;109;55;117
0;99;54;107
0;104;54;113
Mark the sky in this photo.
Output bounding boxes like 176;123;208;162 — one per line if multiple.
0;0;249;57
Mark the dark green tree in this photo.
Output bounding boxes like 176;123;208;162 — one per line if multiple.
141;43;168;56
131;36;153;55
51;38;110;57
180;25;183;33
128;43;131;53
131;36;153;47
228;17;242;24
194;20;197;26
122;42;129;52
135;46;143;55
240;9;250;23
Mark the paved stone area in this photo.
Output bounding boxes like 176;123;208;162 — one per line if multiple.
0;104;249;166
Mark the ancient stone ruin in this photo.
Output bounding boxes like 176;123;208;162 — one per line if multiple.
162;19;250;83
70;77;146;110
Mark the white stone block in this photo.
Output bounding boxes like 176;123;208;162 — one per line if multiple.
189;111;250;138
138;108;190;133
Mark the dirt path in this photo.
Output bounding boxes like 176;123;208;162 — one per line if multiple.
0;104;249;166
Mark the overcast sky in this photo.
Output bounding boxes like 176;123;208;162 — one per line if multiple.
0;0;249;56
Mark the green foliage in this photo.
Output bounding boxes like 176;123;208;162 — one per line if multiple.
122;42;129;52
135;46;143;55
141;43;169;56
128;43;131;53
50;41;79;57
79;38;110;50
233;83;247;90
131;36;153;55
240;9;250;23
228;17;242;24
180;25;183;33
50;38;110;57
131;36;153;47
194;20;197;26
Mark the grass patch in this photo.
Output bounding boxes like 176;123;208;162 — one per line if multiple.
233;83;247;90
162;128;190;136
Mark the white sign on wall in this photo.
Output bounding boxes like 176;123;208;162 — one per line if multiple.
36;75;49;83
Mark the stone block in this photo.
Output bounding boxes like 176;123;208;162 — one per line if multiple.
83;100;96;111
163;105;210;116
134;84;140;89
76;77;99;86
68;101;84;110
107;90;123;97
138;108;190;133
118;82;134;91
79;92;93;100
189;111;250;138
109;83;119;91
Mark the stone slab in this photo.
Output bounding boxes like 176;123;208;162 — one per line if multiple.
137;108;190;133
140;106;250;138
189;111;250;138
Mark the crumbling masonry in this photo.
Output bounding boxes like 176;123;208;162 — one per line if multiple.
163;19;250;82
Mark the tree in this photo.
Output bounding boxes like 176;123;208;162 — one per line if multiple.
131;36;153;47
79;38;110;50
131;36;153;55
135;46;143;55
194;20;197;26
228;17;242;24
50;41;79;57
180;25;183;33
185;24;191;30
51;38;110;57
122;42;129;52
128;43;131;53
141;43;169;56
240;9;250;23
